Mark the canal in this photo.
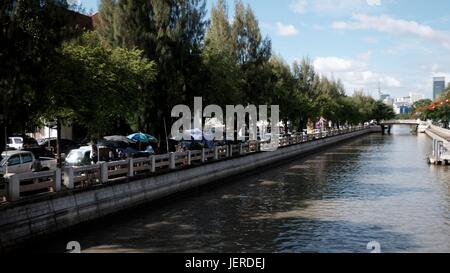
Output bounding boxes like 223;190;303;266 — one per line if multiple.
31;127;450;253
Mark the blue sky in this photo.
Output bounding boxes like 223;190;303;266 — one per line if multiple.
78;0;450;99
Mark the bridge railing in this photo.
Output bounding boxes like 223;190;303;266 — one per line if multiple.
380;119;420;125
0;125;371;204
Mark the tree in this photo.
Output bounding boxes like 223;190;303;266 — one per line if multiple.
97;0;208;144
42;32;157;139
231;0;272;105
412;99;433;120
371;100;395;123
202;0;241;107
0;0;79;153
291;58;319;130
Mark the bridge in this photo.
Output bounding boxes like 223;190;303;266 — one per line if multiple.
379;120;421;135
380;120;420;126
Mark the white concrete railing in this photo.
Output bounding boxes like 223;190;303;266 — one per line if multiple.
0;125;370;203
1;170;61;202
429;124;450;140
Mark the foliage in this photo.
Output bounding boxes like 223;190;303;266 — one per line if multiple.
1;0;400;152
42;32;156;138
97;0;208;135
0;0;81;152
411;99;433;120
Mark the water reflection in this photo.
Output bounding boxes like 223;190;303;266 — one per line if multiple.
31;127;450;253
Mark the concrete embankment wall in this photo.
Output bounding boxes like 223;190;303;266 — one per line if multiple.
0;127;378;251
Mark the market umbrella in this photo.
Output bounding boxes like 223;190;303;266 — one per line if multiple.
127;132;157;143
127;133;159;151
104;135;134;144
144;133;158;143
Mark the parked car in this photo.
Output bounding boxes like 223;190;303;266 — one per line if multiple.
64;146;92;167
7;137;23;150
38;138;80;155
0;150;57;176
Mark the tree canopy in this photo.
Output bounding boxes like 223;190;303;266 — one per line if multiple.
1;0;398;154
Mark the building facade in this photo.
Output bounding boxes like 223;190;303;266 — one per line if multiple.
433;77;446;100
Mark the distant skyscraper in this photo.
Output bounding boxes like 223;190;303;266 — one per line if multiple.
433;77;446;100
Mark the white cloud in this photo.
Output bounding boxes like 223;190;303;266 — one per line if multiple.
362;36;378;44
289;0;381;16
289;0;308;14
311;55;401;93
332;14;450;50
366;0;381;6
313;57;360;72
383;76;401;88
275;22;299;36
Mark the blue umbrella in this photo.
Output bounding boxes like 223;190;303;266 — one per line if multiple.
144;134;158;143
127;133;158;143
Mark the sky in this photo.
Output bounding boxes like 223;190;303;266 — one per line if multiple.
77;0;450;99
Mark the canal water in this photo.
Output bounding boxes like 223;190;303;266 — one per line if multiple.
32;127;450;253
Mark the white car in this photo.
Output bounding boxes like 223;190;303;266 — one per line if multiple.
7;137;24;150
65;146;93;167
418;122;430;133
0;151;57;176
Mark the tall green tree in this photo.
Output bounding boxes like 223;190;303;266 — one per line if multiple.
371;100;396;123
231;0;272;104
97;0;208;141
292;58;318;130
203;0;241;107
0;0;78;153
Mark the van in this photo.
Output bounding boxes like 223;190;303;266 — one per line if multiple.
7;137;24;150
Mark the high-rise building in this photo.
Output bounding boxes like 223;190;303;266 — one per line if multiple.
433;77;446;100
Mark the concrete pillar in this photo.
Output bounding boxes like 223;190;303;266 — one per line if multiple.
54;168;62;192
187;151;192;166
128;158;134;177
214;146;219;160
150;155;156;173
169;152;176;170
239;143;244;155
63;167;74;189
7;174;20;201
100;162;108;184
201;148;206;163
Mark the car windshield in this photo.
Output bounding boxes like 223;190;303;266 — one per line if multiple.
65;151;85;163
0;156;7;167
